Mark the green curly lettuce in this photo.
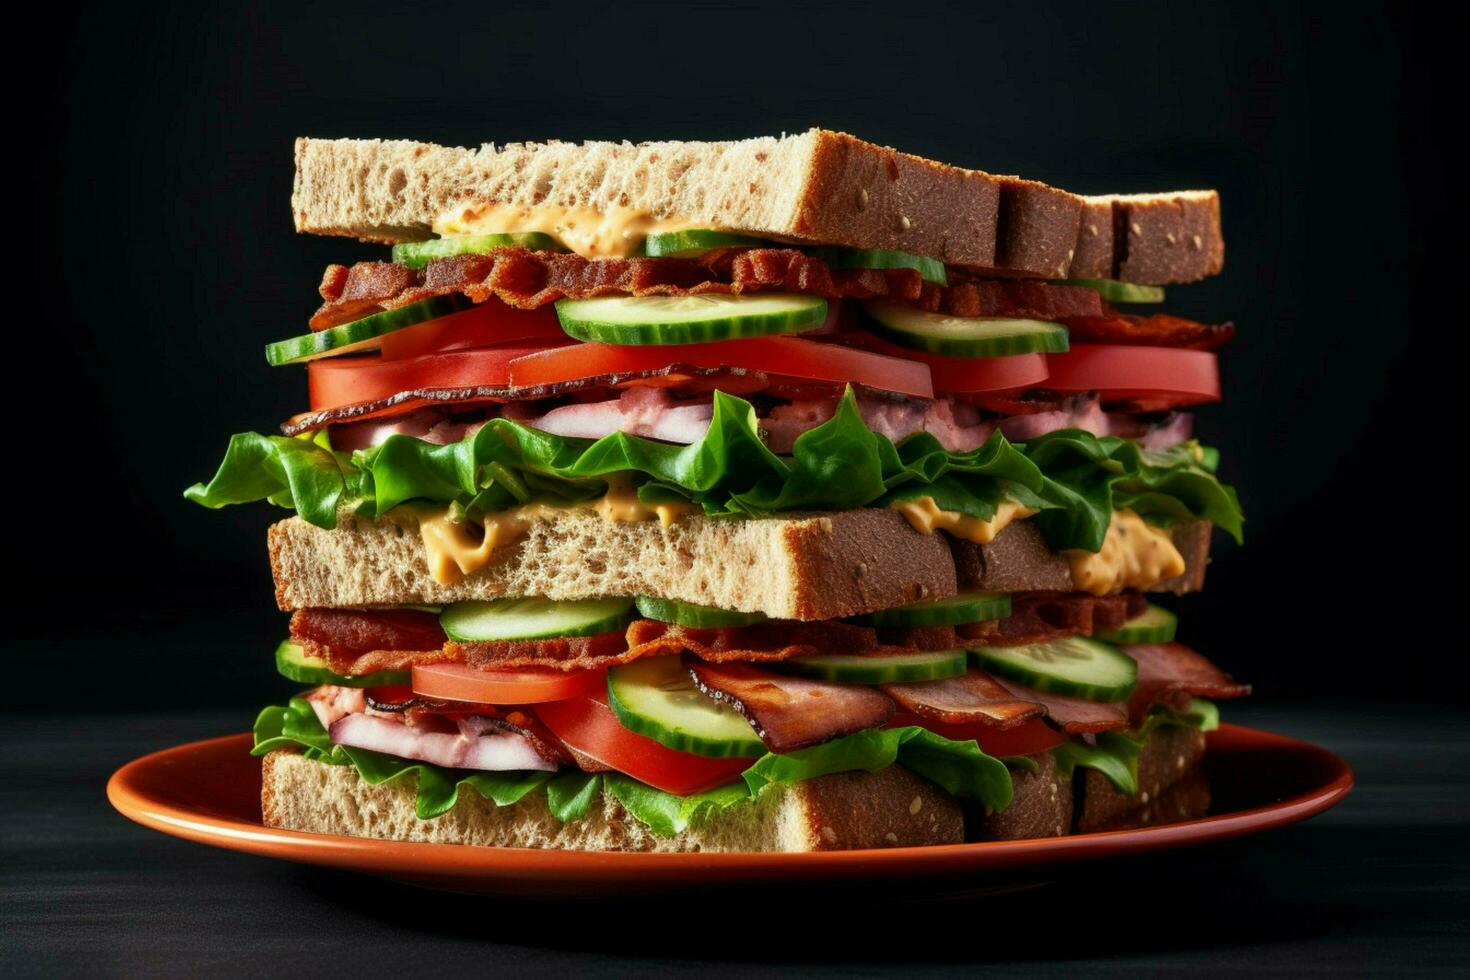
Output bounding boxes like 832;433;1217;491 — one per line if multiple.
189;387;1241;550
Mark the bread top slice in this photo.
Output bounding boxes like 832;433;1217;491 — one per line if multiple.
292;129;1224;283
267;507;1211;619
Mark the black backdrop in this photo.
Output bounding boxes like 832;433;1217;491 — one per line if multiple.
19;0;1448;709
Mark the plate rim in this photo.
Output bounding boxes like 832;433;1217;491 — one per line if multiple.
106;723;1353;879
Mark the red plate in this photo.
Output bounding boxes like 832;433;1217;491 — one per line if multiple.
107;724;1351;899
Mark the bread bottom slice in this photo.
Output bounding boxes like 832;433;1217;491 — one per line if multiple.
261;751;964;852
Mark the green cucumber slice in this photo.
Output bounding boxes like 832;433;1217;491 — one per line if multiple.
1055;278;1165;304
606;656;764;757
554;293;827;345
634;596;767;629
864;301;1069;358
640;229;769;257
770;648;966;684
971;636;1137;702
860;590;1011;629
1094;604;1178;644
273;640;410;688
392;233;568;268
263;295;472;366
440;596;634;643
814;247;948;285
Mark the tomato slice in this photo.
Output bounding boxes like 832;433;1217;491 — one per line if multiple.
890;711;1069;756
411;663;606;705
1044;344;1220;407
307;342;561;412
535;691;754;794
840;332;1050;393
378;300;565;360
508;336;934;399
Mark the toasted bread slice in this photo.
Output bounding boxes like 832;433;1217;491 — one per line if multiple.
267;509;1211;617
260;751;963;852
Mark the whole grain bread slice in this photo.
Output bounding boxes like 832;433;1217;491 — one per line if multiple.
292;130;1225;283
267;509;1212;618
260;750;963;852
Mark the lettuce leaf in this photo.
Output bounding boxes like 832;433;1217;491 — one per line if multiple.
602;774;752;837
187;387;1241;551
1053;698;1220;795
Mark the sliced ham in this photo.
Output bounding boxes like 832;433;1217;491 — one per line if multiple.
1124;642;1251;726
328;713;556;772
685;654;895;753
304;685;366;730
881;670;1046;729
761;397;993;453
514;387;713;443
991;677;1132;734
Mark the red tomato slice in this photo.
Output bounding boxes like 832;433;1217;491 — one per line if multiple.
508;336;934;399
840;332;1050;393
890;711;1069;756
1045;344;1220;406
535;691;753;795
378;300;565;360
307;342;561;412
412;663;606;705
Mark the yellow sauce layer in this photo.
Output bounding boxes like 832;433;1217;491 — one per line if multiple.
1065;509;1185;595
417;477;697;585
433;203;700;260
889;497;1036;544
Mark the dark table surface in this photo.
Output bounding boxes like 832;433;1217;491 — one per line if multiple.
4;699;1466;977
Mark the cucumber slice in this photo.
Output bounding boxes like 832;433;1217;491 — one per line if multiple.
814;247;947;285
392;233;568;268
864;301;1069;358
770;648;966;684
1094;604;1178;644
554;293;827;345
860;590;1011;629
640;229;769;257
971;636;1138;702
1055;278;1165;304
606;656;764;757
263;295;472;366
440;596;634;642
634;596;767;629
273;640;410;688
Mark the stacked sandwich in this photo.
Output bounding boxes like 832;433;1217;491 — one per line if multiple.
189;130;1249;852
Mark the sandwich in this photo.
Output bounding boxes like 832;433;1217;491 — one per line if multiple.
188;129;1249;852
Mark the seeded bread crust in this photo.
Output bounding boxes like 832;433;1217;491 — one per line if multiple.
260;750;963;853
267;509;1212;618
292;130;1224;283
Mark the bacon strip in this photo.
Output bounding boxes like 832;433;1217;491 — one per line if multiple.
1060;313;1236;351
310;248;1109;330
623;618;884;663
452;630;633;673
685;654;895;752
961;592;1146;647
291;608;447;654
882;670;1046;729
1124;642;1251;726
991;677;1132;734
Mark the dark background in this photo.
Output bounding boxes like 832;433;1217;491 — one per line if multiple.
17;0;1448;709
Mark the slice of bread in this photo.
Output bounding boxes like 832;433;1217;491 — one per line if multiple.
1075;726;1207;832
267;509;1212;617
261;751;963;852
292;130;1224;283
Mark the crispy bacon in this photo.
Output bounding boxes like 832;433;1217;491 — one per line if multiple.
291;608;447;654
623;618;887;663
881;670;1046;729
1124;642;1251;726
990;677;1132;734
452;629;633;672
961;592;1147;647
685;654;895;752
1059;313;1236;351
310;248;1107;330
